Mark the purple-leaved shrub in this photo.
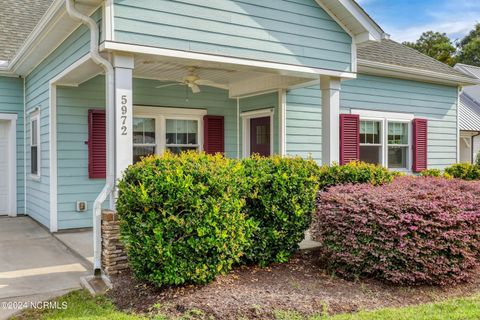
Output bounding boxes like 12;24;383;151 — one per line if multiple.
312;176;480;285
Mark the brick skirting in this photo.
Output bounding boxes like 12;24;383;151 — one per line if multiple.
101;210;129;276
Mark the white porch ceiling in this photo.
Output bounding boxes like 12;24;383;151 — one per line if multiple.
53;53;319;98
134;53;316;98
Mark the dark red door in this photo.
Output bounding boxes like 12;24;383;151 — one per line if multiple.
250;116;271;157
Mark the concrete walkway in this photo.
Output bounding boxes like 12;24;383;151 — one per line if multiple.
0;217;90;319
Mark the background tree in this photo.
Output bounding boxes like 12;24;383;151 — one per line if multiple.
403;31;456;66
456;23;480;67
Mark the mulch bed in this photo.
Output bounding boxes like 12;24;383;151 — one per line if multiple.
107;249;480;319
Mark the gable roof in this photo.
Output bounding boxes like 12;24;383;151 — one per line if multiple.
455;64;480;79
0;0;53;62
459;92;480;132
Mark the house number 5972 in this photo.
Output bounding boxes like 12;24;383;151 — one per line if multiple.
121;95;128;136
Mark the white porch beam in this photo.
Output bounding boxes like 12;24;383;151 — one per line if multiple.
113;53;134;182
321;76;341;165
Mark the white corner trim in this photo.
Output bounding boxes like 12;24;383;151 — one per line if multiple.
351;109;414;121
100;41;357;80
241;108;275;158
278;89;287;156
49;84;58;232
103;0;114;42
0;113;18;216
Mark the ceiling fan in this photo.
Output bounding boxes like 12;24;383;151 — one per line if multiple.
155;67;228;94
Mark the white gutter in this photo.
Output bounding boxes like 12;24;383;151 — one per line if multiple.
65;0;115;275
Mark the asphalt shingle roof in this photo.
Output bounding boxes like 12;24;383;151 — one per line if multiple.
459;93;480;132
358;39;470;79
0;0;53;62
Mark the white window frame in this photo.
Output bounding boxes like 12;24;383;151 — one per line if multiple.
133;106;206;156
30;110;41;180
240;108;274;158
352;110;414;171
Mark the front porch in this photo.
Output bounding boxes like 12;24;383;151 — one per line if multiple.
50;50;347;231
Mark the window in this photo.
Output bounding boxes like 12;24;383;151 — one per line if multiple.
30;112;40;177
132;106;206;162
133;117;156;163
359;120;382;165
165;119;199;154
353;110;413;171
388;122;409;169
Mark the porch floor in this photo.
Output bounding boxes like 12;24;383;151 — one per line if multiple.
54;230;93;266
0;216;90;320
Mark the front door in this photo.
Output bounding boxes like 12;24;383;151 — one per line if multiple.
250;116;271;157
0;120;10;215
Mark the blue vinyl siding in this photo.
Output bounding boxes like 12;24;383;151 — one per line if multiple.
113;0;352;72
0;76;25;213
341;75;458;169
24;10;101;229
286;86;322;162
57;77;277;228
285;74;458;169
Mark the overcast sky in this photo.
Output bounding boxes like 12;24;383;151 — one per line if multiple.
357;0;480;43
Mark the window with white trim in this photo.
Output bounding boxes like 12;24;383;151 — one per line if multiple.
30;111;40;177
387;122;409;169
132;107;205;162
359;120;382;165
355;110;413;170
133;117;156;163
165;119;199;154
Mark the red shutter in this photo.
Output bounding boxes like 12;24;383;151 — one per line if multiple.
412;118;428;172
88;109;106;179
340;114;360;165
203;115;225;154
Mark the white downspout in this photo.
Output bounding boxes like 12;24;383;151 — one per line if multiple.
65;0;115;275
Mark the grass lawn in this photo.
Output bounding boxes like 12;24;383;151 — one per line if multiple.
12;290;480;320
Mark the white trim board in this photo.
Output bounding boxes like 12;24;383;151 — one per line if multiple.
0;113;18;216
100;41;357;80
240;108;275;158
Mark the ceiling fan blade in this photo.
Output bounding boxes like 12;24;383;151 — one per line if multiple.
189;83;201;94
195;79;228;90
155;82;183;89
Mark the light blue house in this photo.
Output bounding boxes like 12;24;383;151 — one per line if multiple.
0;0;477;272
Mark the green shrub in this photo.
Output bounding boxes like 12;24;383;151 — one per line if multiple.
116;152;255;286
317;161;399;190
420;168;442;177
444;163;480;180
241;155;320;266
476;153;480;166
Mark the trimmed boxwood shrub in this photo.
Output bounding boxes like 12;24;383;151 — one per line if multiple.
116;152;255;286
241;155;320;266
312;176;480;285
318;161;399;190
444;163;480;180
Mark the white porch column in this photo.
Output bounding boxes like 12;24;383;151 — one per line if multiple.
278;89;287;156
113;53;134;182
320;76;341;165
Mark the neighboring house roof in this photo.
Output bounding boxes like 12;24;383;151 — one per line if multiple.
456;64;480;79
455;64;480;102
358;39;470;79
0;0;53;62
459;92;480;132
